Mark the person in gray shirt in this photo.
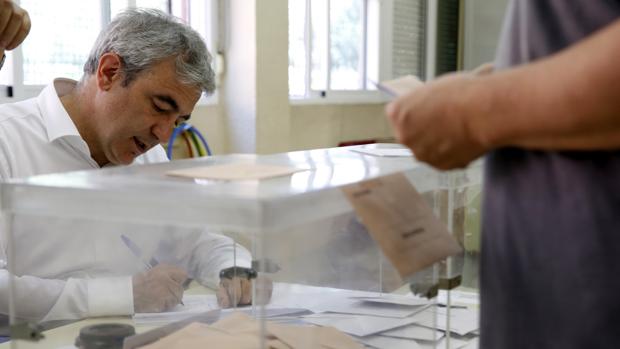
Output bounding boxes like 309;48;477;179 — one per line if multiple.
385;0;620;347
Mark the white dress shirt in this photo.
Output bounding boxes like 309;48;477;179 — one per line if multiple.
0;79;251;322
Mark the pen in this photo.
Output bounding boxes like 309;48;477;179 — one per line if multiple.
120;234;185;306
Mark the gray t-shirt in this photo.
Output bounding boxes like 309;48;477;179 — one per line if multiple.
481;1;620;348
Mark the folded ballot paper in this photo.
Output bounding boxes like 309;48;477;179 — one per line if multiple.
126;283;479;349
166;163;306;181
374;75;424;98
341;173;462;281
138;312;364;349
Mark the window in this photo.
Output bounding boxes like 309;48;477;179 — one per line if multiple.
288;0;427;101
0;0;217;102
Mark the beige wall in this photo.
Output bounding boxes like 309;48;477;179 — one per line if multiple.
184;102;394;156
178;0;506;157
288;103;394;151
180;0;394;156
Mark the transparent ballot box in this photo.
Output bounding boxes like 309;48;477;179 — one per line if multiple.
0;144;482;349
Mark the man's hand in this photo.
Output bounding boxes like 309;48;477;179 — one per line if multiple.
385;73;488;170
132;264;188;313
0;0;31;54
216;275;273;308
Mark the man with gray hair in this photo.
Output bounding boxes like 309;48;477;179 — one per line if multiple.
0;9;258;322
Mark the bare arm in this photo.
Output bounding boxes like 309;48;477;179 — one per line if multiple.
386;19;620;170
469;18;620;150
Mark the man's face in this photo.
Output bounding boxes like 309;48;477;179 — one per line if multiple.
93;56;201;166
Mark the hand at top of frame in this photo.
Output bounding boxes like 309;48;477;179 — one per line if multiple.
0;0;31;58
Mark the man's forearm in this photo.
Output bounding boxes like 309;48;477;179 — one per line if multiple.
468;18;620;151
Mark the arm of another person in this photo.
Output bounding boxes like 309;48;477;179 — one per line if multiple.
386;18;620;169
0;0;30;57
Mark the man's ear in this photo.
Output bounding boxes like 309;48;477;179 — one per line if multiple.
96;52;123;91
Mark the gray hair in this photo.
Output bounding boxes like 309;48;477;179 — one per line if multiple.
83;8;215;94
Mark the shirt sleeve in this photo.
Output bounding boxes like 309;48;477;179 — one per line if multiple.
0;270;133;322
189;232;253;288
158;230;252;288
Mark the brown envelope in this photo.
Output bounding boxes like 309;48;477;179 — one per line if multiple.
342;173;462;278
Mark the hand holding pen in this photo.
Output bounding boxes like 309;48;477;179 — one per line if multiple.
122;235;189;312
131;264;188;313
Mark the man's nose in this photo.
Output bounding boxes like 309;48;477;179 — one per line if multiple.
152;116;178;143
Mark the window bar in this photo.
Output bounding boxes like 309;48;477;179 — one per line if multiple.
182;0;190;23
100;0;111;26
326;0;331;93
304;0;312;97
361;0;368;89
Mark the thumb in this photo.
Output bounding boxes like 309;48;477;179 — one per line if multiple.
385;101;399;122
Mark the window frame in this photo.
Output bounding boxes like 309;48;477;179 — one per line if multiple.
0;0;219;106
289;0;395;104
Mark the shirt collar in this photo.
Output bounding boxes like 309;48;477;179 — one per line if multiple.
37;78;82;143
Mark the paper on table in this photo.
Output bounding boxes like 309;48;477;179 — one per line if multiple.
141;312;364;349
266;282;385;313
139;322;259;349
356;334;422;349
134;283;360;326
437;289;480;307
410;306;479;336
342;173;462;279
134;294;219;325
348;293;430;307
417;337;470;349
460;337;480;349
166;163;305;181
379;323;444;341
349;148;413;158
301;313;420;337
327;301;429;319
268;322;364;349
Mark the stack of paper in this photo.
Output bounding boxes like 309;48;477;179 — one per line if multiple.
133;283;480;348
139;312;364;349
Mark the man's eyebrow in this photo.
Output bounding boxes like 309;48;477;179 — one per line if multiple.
153;95;179;112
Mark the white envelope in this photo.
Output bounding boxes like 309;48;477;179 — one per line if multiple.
301;313;420;337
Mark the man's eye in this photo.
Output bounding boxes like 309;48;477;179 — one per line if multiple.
152;103;166;113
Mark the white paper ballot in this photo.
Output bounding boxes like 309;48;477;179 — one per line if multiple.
301;313;420;337
356;334;422;349
417;337;470;349
350;148;413;158
134;294;219;325
166;163;305;181
437;289;480;307
380;324;444;341
411;307;479;336
349;294;430;307
460;337;480;349
327;301;429;319
375;75;424;97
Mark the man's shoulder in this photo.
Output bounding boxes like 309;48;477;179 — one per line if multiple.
0;98;40;127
